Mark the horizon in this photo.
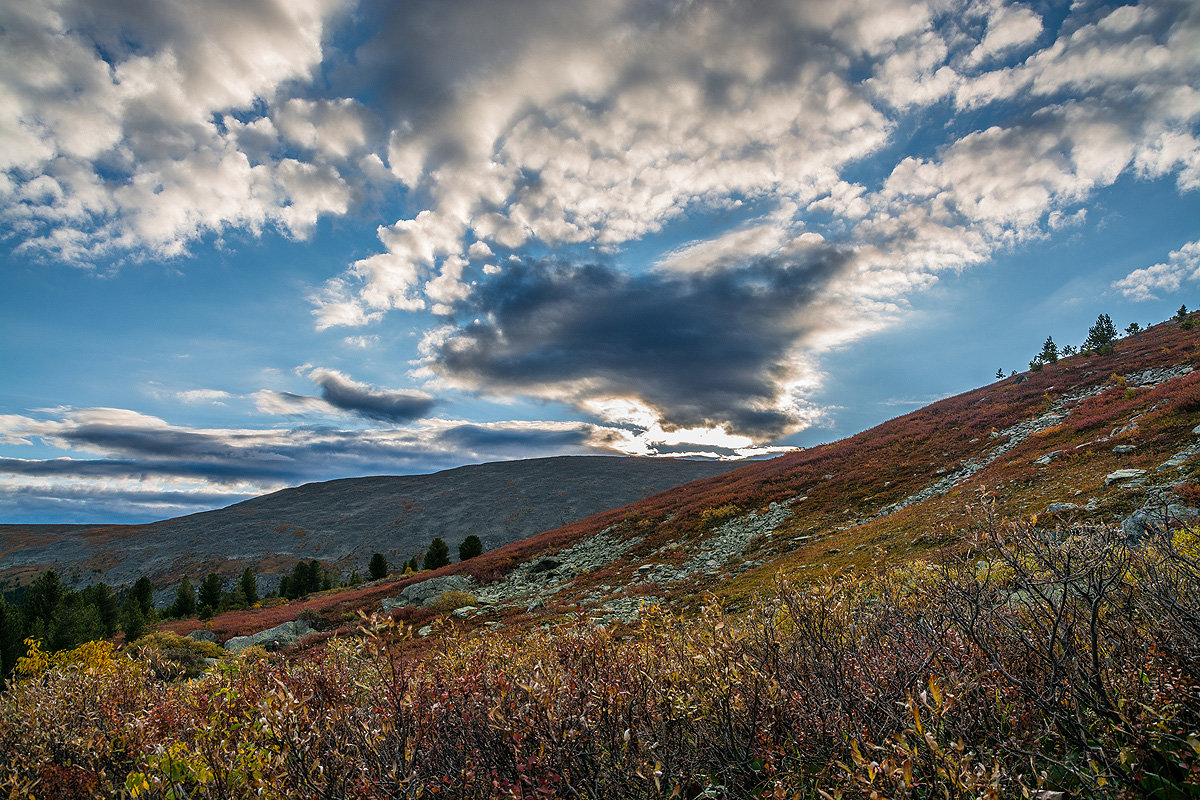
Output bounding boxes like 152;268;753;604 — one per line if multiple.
2;0;1198;524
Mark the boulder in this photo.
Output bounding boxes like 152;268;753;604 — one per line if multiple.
451;606;478;619
187;630;219;644
529;557;562;574
224;619;314;653
1121;504;1200;539
1104;468;1146;485
385;574;477;609
1113;444;1136;454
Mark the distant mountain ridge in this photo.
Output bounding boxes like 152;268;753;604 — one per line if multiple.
0;456;742;589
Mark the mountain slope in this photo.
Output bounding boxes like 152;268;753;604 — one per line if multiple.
0;456;741;588
150;317;1200;649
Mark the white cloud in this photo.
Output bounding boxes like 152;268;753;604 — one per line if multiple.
0;0;352;260
1112;239;1200;301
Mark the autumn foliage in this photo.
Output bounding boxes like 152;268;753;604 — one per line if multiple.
2;511;1198;799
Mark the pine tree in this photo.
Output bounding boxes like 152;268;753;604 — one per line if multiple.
120;595;146;642
1176;304;1188;322
423;538;450;571
459;535;483;561
369;552;388;580
82;582;120;637
198;573;222;613
1083;313;1117;354
995;367;1004;380
131;576;155;616
172;576;196;618
239;568;258;606
1125;322;1141;336
1039;336;1058;364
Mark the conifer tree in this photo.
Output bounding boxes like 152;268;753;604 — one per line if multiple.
1083;313;1117;354
1039;336;1058;364
131;576;155;616
1176;304;1188;321
995;367;1004;380
423;537;450;571
172;576;196;618
1125;322;1141;336
459;535;483;561
198;573;222;613
369;552;388;580
239;568;258;606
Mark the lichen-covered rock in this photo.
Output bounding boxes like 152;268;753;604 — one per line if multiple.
382;574;477;610
187;630;219;644
223;619;314;653
1105;468;1146;485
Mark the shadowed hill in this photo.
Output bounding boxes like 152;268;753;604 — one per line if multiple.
0;456;742;588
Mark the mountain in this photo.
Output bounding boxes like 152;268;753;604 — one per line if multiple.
0;456;742;591
165;315;1200;643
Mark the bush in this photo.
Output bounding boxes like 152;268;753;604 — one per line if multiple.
427;590;479;612
1;512;1198;798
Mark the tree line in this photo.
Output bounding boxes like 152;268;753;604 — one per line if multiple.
996;305;1193;379
0;534;489;678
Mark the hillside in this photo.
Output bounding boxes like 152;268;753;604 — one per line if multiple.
6;317;1199;799
0;456;741;590
157;316;1200;646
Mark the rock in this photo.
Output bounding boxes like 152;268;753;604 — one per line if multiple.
529;557;562;574
1122;504;1200;539
1193;423;1200;435
224;619;314;653
1044;503;1080;513
451;606;477;619
1031;790;1065;800
187;630;219;643
417;625;433;637
1033;451;1060;465
1104;468;1146;485
636;564;654;575
526;598;545;612
1113;444;1136;454
395;574;477;607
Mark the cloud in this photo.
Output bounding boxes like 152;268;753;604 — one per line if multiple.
1112;239;1200;301
176;389;232;405
424;247;851;441
0;405;628;521
305;367;437;422
0;0;357;260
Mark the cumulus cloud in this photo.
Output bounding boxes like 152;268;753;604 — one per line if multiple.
0;0;360;260
1112;239;1200;301
4;0;1199;475
424;247;850;441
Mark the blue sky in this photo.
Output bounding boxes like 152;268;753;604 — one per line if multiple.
1;0;1197;523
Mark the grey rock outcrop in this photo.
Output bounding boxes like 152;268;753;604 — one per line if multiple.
383;574;477;610
1121;504;1200;539
224;619;314;653
1105;468;1146;485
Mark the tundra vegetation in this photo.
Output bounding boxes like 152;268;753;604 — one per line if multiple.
1;513;1197;799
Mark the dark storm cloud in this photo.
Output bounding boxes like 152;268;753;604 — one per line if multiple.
309;368;437;423
430;249;851;439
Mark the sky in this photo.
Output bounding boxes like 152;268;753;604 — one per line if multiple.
1;0;1198;524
